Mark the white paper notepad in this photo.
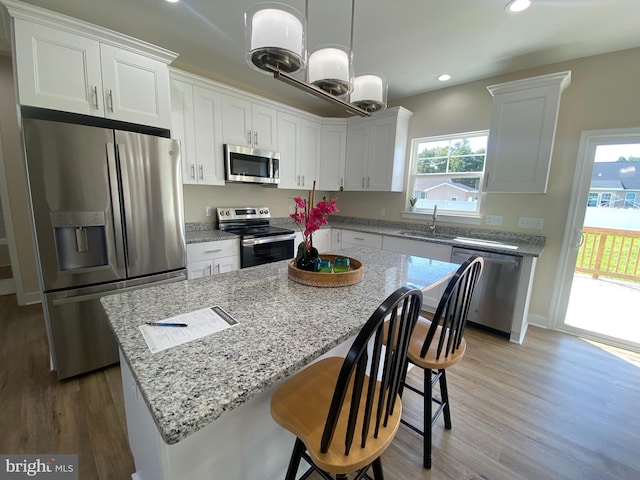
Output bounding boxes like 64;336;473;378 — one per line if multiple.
139;306;238;353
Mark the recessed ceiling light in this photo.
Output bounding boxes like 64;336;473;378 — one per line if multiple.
165;0;180;3
506;0;531;13
438;74;451;82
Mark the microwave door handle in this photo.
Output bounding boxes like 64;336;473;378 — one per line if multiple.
106;142;125;271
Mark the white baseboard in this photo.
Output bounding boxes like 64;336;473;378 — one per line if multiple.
528;313;549;329
20;290;42;305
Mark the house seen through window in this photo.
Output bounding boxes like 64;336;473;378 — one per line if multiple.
409;131;488;214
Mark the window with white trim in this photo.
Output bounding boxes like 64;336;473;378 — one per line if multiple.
587;192;598;207
408;131;488;214
624;192;637;209
600;192;612;207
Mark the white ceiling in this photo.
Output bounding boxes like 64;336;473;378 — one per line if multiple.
2;0;640;117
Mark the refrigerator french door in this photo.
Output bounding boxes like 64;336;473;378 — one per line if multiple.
23;118;187;379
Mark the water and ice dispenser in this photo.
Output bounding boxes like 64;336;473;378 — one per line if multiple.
50;211;109;271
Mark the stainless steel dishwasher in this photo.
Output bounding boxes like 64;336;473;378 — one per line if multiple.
450;247;522;336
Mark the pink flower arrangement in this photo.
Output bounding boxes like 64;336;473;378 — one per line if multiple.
290;181;339;250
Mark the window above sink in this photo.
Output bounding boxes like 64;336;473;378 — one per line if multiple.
407;131;488;215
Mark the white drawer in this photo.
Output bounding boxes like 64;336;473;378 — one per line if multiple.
341;230;383;249
187;239;239;263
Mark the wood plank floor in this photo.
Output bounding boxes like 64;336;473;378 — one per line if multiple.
1;292;639;479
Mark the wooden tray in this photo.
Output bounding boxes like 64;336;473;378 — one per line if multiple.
287;254;363;288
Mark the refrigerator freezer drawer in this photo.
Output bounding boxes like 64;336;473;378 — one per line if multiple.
45;290;119;380
45;270;186;379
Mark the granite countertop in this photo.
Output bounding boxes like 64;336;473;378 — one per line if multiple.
185;229;237;244
327;220;545;257
187;217;546;257
101;246;459;445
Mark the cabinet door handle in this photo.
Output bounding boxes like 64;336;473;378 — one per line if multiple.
204;249;223;254
484;172;489;189
199;165;204;180
302;175;305;186
207;264;212;276
216;264;221;274
92;85;99;109
354;237;365;241
254;131;258;145
190;164;195;180
247;131;252;144
362;177;365;188
367;177;370;188
107;89;114;112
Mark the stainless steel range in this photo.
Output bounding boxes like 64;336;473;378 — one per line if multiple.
217;207;295;268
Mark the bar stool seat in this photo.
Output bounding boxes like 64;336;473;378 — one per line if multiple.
270;286;424;480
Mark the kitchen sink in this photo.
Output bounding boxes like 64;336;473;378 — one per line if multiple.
452;237;519;250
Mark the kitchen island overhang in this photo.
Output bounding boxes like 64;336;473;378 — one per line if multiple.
101;246;460;479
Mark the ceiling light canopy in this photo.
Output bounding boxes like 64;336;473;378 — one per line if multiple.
245;0;385;116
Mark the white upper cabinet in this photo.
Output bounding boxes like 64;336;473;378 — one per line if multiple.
192;86;224;185
484;71;571;193
276;112;319;190
317;122;347;191
13;20;103;116
100;44;171;128
277;112;300;189
170;79;197;183
7;3;176;129
221;96;277;151
170;74;224;185
299;119;320;189
343;107;413;192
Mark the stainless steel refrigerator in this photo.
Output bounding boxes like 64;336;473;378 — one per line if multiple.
23;118;187;379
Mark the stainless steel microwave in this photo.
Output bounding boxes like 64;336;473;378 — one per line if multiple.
224;144;280;185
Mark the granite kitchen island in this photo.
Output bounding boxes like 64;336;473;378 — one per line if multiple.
101;246;460;480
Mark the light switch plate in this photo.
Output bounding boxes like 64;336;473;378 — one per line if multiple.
485;215;503;226
518;217;544;229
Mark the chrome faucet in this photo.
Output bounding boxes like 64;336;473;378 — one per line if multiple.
427;205;437;234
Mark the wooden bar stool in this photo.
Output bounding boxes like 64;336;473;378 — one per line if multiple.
400;256;483;469
271;286;423;480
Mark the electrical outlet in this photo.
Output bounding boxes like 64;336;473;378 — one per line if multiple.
205;206;214;217
288;205;295;214
380;208;385;217
518;217;544;229
485;215;503;226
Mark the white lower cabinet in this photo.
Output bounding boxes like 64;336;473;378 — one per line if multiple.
186;239;239;279
341;230;383;249
382;236;452;310
293;229;332;255
313;229;332;254
331;229;343;251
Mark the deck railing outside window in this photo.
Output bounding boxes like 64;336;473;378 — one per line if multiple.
576;227;640;283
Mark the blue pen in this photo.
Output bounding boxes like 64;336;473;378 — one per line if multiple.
145;322;188;327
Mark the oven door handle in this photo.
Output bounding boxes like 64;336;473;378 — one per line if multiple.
242;234;295;246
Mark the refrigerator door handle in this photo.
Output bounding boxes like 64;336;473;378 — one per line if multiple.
52;273;187;306
107;143;126;271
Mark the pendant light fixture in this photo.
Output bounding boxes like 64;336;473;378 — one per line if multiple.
349;0;387;112
245;2;306;74
351;73;388;112
306;0;354;97
245;1;378;117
